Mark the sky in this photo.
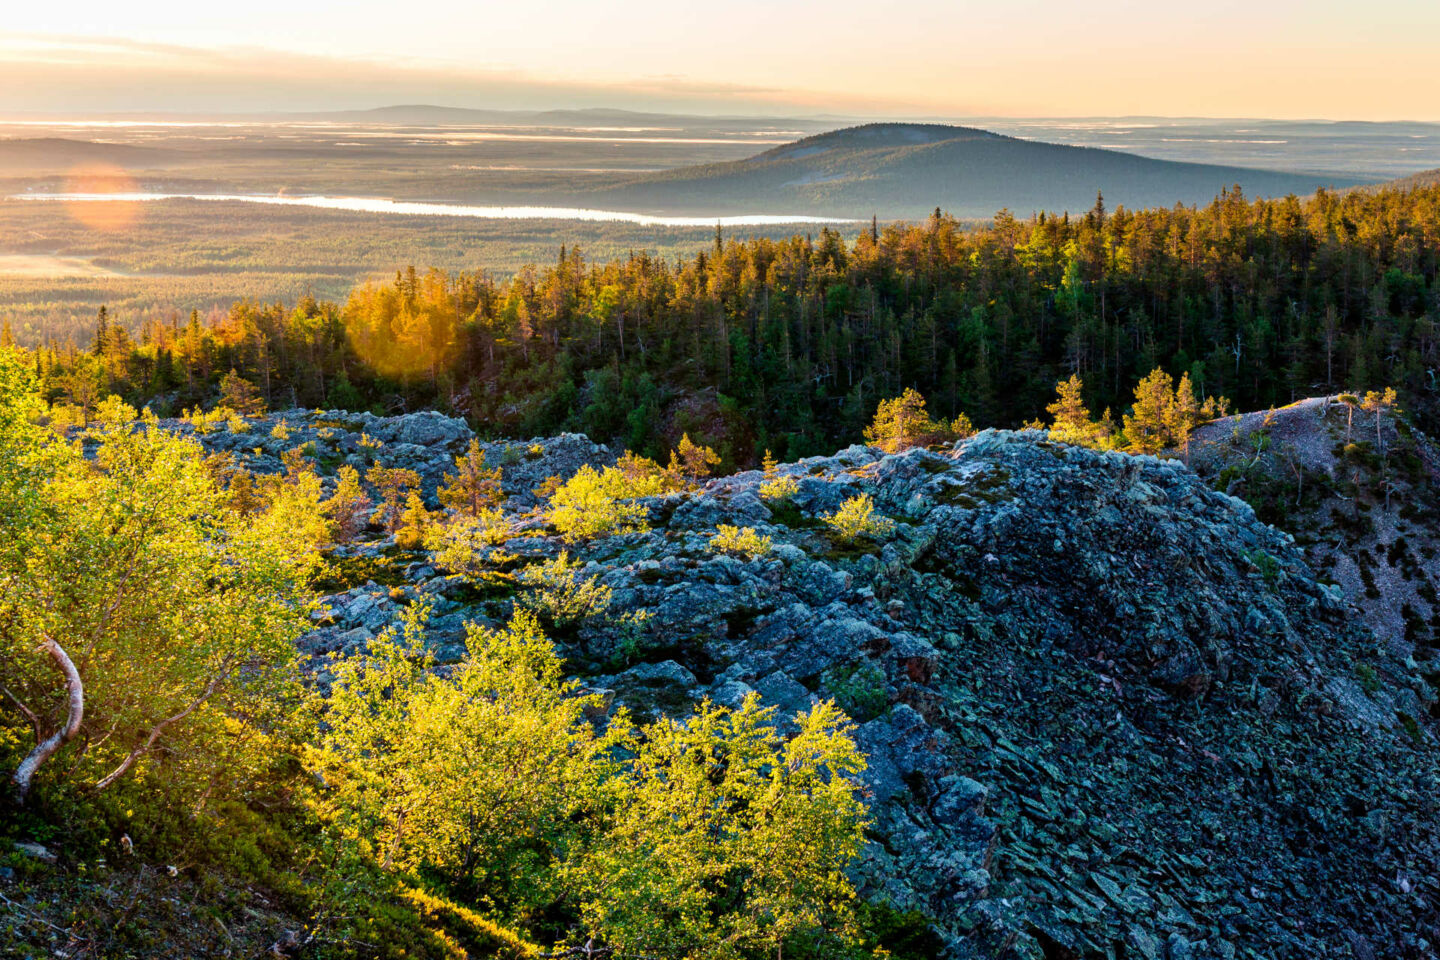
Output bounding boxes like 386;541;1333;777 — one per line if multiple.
2;0;1438;120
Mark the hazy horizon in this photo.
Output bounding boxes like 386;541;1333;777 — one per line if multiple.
4;0;1440;121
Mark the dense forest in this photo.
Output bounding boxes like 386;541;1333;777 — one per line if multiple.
14;184;1440;463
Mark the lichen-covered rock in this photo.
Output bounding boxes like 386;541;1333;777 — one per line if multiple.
189;415;1439;959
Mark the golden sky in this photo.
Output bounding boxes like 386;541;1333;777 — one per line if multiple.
2;1;1437;119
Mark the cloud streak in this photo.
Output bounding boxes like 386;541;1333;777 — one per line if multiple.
0;35;928;116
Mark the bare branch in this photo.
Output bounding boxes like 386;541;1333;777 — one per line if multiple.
11;636;84;803
93;671;224;791
1;683;41;741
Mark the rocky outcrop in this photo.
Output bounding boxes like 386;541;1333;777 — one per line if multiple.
195;413;1440;959
1187;397;1440;666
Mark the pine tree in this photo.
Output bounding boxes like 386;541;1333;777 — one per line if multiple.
864;388;932;453
1168;372;1203;460
438;440;504;517
668;434;721;487
368;466;422;532
325;466;372;543
1123;368;1175;455
394;491;435;549
219;368;266;415
1046;374;1095;446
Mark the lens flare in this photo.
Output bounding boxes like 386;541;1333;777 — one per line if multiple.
62;164;142;232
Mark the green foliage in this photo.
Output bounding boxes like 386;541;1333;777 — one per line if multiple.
14;182;1440;460
0;356;320;806
571;696;867;958
309;606;621;914
1243;548;1281;583
821;661;890;723
823;494;896;546
310;609;869;956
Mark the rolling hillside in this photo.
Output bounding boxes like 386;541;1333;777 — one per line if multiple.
590;122;1366;218
0;137;176;172
1353;166;1440;191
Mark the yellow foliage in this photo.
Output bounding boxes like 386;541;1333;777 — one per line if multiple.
516;551;613;627
547;464;651;541
668;433;721;486
427;509;513;579
823;494;895;545
397;886;539;959
617;450;680;493
324;465;372;543
438;439;504;517
367;465;421;532
709;524;773;558
864;388;967;452
758;450;799;500
394;492;435;550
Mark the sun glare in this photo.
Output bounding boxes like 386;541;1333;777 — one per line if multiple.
62;164;141;232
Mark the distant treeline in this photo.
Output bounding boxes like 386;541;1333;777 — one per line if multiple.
13;185;1440;462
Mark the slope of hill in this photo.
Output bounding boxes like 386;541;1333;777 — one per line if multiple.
590;122;1364;218
1187;397;1440;660
14;410;1436;958
0;137;175;172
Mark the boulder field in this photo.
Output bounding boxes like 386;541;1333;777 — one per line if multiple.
178;409;1440;960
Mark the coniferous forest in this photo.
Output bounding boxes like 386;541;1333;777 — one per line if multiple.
23;184;1440;462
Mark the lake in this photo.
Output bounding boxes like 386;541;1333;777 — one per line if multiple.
9;192;858;227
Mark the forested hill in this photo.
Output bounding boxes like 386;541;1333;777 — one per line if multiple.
25;183;1440;465
590;123;1361;217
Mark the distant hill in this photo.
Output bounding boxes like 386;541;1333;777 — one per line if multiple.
587;122;1365;218
310;104;832;133
0;137;174;173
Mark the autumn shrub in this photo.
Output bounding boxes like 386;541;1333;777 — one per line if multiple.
516;551;613;628
426;509;513;578
709;524;773;559
547;465;652;541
